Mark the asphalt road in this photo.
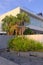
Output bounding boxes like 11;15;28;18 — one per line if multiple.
0;52;43;65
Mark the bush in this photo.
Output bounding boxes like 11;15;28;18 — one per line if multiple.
23;28;34;35
8;36;43;52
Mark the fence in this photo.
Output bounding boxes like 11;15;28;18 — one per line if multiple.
0;35;14;49
0;35;43;49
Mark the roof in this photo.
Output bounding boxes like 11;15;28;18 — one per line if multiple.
19;7;43;21
0;7;43;21
0;31;6;34
26;25;43;31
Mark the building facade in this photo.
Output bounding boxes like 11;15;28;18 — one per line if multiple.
0;7;43;34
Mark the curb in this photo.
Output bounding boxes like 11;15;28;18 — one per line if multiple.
19;52;43;58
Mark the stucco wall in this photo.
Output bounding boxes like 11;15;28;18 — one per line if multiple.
26;35;43;43
0;35;43;49
0;7;20;21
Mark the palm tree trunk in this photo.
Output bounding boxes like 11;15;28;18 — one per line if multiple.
16;30;17;35
21;26;25;39
21;26;25;35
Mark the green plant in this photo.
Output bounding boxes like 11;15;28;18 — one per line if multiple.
23;28;34;35
2;12;30;35
8;36;43;52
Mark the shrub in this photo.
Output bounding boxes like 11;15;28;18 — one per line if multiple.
23;28;34;35
8;36;43;52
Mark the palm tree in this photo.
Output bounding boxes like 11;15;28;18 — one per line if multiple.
2;15;17;35
17;12;30;35
2;12;30;35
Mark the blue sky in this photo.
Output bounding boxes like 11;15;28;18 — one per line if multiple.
0;0;43;14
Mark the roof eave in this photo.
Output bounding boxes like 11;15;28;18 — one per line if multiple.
20;7;43;21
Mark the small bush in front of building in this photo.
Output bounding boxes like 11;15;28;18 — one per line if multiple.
8;36;43;52
23;28;34;35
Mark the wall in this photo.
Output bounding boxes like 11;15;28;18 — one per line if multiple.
26;35;43;43
21;9;43;31
0;35;14;49
0;7;20;21
25;16;43;32
0;22;3;32
30;16;43;28
0;35;43;49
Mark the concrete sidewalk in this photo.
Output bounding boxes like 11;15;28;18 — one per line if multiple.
0;56;18;65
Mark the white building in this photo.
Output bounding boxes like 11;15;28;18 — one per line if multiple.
0;7;43;34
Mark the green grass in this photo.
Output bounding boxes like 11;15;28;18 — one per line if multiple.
8;36;43;52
